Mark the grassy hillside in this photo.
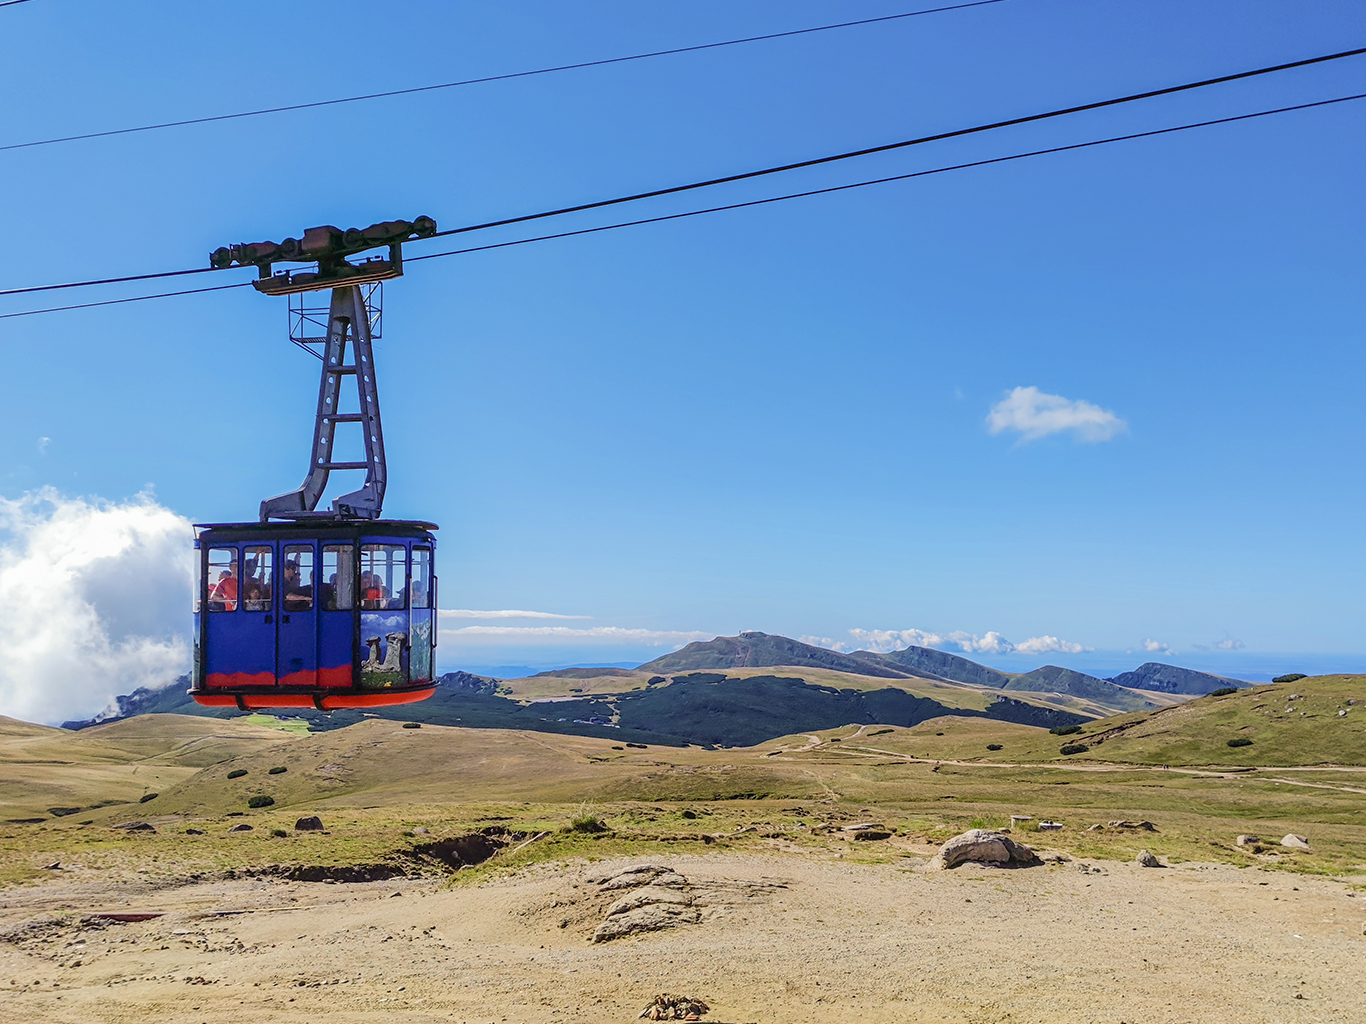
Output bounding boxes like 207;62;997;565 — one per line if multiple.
1005;665;1153;713
0;714;297;821
1078;675;1366;766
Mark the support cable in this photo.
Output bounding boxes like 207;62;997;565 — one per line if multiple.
1;48;1363;300
0;2;1008;154
3;92;1360;322
423;45;1366;241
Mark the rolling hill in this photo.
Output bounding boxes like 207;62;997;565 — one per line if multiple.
1108;662;1246;695
638;633;910;679
1005;665;1152;712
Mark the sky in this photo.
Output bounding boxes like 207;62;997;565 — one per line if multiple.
1;1;1363;721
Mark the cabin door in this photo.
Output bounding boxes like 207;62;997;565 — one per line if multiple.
276;542;318;687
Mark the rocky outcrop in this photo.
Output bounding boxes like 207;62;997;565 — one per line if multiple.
585;864;785;942
436;671;499;695
928;829;1040;870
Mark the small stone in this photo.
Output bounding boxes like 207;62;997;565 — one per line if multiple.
412;827;430;835
1135;849;1160;868
1009;815;1033;825
1236;834;1260;846
43;861;60;870
1281;834;1310;850
1087;823;1105;831
185;828;205;835
229;824;254;833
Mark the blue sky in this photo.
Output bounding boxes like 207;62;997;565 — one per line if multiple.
1;0;1363;703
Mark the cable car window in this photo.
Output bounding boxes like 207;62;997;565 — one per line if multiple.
282;545;315;611
192;549;202;614
361;544;407;610
411;547;432;609
207;548;237;612
321;544;354;610
243;546;273;612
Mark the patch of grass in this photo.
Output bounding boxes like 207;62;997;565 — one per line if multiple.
267;766;288;775
1051;725;1083;736
986;744;1003;751
1209;687;1240;697
1227;737;1253;748
270;828;288;838
227;769;247;779
247;795;275;809
139;793;158;803
1059;743;1089;755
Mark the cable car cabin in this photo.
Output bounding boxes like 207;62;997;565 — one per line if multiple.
190;520;437;711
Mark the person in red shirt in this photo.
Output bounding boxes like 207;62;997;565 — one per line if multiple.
211;567;238;611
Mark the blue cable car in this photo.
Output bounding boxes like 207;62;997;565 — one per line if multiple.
189;219;441;711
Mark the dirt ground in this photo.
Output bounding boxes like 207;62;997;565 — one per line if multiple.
1;849;1362;1024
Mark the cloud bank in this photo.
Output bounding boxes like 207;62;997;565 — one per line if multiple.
0;489;193;725
1143;637;1175;655
987;386;1127;443
839;627;1090;656
439;609;590;620
438;622;710;647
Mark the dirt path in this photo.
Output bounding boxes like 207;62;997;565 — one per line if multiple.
1;851;1362;1023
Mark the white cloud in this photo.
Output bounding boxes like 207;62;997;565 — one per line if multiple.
849;627;1090;656
1215;638;1244;650
986;386;1127;443
1143;637;1174;656
0;489;192;725
439;608;590;620
37;437;50;455
799;635;849;651
1014;634;1088;655
438;623;711;647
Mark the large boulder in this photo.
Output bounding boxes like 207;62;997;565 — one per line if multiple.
1281;834;1310;850
929;829;1039;870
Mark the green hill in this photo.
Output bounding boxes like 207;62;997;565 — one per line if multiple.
850;645;1012;687
1066;675;1366;766
1108;661;1247;695
1005;665;1153;713
638;632;911;679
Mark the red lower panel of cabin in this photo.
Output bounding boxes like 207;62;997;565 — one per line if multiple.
191;686;436;710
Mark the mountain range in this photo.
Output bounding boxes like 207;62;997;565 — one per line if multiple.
60;632;1245;747
641;632;1243;701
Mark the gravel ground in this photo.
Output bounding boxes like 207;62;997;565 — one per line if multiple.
0;850;1362;1023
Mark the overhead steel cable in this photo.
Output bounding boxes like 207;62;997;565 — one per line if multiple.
0;283;251;320
422;44;1366;240
0;1;1008;154
0;0;42;7
5;92;1361;323
2;44;1364;301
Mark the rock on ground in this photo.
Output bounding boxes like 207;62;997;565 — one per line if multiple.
1281;834;1310;850
1135;849;1160;867
929;829;1039;870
